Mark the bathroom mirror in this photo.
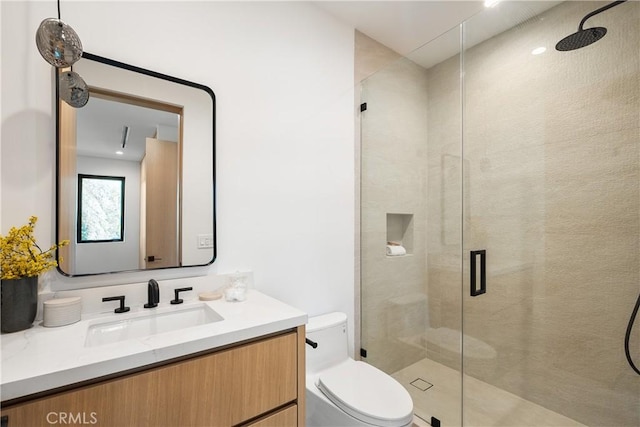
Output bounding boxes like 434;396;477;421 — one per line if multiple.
56;52;216;276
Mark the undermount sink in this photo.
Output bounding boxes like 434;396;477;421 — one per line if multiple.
85;304;223;347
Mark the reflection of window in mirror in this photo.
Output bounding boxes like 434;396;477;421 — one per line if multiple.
77;174;125;243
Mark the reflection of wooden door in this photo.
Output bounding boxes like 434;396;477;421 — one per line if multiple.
58;99;76;273
141;138;179;268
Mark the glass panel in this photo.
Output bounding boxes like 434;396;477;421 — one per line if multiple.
462;1;640;425
360;25;463;425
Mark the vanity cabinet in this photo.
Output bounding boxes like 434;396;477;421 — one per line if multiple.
1;327;305;427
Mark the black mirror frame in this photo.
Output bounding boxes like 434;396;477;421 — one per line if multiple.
55;51;216;277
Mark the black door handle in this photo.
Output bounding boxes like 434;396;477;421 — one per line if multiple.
470;250;486;297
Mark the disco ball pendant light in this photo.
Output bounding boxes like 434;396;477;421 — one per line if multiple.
35;18;83;67
59;71;89;108
35;0;83;68
35;0;88;108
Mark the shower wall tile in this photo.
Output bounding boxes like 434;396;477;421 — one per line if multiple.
354;31;402;85
543;73;639;142
497;347;639;427
542;231;638;337
544;129;639;232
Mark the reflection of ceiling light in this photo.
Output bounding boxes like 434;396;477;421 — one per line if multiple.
115;150;124;156
531;46;547;55
121;126;130;148
484;0;501;8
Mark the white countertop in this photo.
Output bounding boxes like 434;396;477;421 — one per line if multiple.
1;289;307;402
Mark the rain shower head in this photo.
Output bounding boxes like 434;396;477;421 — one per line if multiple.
556;27;607;51
555;0;626;51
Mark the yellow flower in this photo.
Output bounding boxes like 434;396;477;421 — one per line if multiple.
0;216;69;280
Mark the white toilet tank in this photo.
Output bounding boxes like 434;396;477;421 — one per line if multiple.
306;312;349;374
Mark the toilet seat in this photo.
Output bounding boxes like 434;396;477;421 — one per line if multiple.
316;360;413;427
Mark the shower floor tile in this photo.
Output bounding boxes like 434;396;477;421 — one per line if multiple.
392;358;586;427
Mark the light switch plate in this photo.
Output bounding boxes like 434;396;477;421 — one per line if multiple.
197;234;214;249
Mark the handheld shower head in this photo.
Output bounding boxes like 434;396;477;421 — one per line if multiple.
555;1;626;51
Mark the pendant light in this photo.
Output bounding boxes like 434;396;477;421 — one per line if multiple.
35;18;82;68
35;0;83;68
58;71;89;108
35;0;89;108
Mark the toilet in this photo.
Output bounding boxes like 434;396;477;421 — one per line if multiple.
305;312;414;427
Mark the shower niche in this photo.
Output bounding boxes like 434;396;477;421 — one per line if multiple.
386;213;413;256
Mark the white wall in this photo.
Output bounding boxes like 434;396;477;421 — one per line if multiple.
1;1;355;344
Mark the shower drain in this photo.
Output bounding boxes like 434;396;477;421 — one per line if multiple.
410;378;433;391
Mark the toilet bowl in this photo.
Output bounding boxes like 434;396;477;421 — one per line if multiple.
306;312;414;427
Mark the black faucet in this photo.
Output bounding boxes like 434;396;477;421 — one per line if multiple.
144;279;160;308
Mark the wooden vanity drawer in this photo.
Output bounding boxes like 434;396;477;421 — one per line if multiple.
245;404;298;427
1;331;299;427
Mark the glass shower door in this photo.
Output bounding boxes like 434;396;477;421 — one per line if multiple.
359;26;464;425
461;1;640;426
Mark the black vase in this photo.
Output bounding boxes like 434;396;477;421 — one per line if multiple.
1;277;38;333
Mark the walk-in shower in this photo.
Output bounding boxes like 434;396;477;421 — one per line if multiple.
359;1;639;426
